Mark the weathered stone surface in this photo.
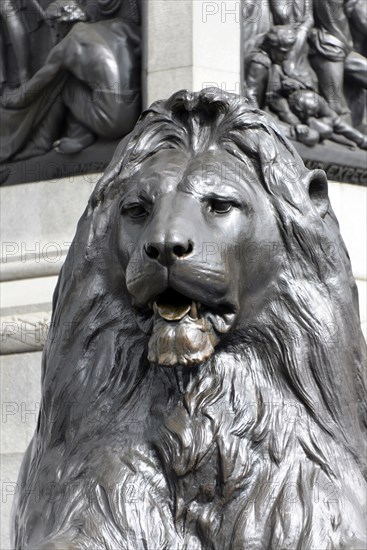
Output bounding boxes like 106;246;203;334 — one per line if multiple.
329;181;367;280
1;174;99;282
1;353;42;549
356;279;367;340
1;352;42;454
144;0;240;105
1;453;26;550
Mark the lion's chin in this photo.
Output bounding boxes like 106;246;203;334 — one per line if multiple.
147;316;219;367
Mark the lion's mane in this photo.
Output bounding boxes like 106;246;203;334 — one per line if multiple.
14;89;367;549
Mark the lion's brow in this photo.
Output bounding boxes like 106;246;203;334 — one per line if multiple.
137;189;153;203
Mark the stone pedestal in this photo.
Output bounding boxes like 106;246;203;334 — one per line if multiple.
143;0;241;105
0;175;99;548
1;352;42;550
328;182;366;338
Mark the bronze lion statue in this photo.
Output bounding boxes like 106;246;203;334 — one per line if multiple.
13;88;367;549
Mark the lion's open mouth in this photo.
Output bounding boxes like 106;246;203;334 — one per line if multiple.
132;284;237;367
153;288;199;322
139;286;237;367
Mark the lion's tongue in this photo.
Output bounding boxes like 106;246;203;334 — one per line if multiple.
155;302;191;321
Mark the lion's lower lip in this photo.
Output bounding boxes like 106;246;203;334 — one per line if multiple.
154;299;199;321
153;288;200;322
154;301;191;321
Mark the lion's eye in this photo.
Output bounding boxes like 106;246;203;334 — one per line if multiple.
208;199;233;214
121;204;148;219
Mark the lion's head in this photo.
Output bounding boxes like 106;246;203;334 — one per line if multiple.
13;89;367;549
91;88;332;369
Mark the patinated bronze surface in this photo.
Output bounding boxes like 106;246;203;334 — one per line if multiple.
13;89;367;549
243;0;367;182
0;0;141;184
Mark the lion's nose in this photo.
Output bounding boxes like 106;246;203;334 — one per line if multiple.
144;240;193;265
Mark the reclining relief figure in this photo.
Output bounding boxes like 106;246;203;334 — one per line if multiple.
0;0;141;162
13;89;366;549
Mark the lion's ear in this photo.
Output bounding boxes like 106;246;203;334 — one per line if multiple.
304;169;329;218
